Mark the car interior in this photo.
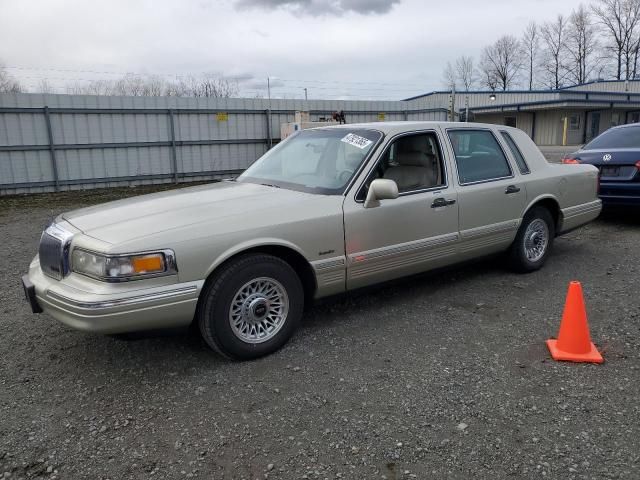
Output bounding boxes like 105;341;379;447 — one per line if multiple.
374;133;445;191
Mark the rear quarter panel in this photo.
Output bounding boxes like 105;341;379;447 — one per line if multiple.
507;128;601;231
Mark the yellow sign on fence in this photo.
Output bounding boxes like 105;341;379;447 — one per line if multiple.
377;113;386;121
216;112;229;122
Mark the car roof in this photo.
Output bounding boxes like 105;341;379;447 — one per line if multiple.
316;121;514;136
610;122;640;130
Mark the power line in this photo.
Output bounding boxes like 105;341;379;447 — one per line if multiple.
4;65;429;89
5;66;424;100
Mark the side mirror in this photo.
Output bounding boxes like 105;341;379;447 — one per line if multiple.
364;179;399;208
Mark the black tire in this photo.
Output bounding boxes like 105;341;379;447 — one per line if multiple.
508;206;555;273
197;254;304;360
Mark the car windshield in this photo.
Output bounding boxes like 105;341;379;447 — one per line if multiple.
584;126;640;149
237;128;382;194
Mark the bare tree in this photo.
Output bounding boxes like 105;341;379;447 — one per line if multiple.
59;74;239;98
112;74;146;96
65;79;120;96
164;77;193;97
141;75;166;96
164;75;239;98
592;0;640;79
567;5;598;84
36;78;56;94
540;15;570;88
522;21;540;89
0;64;24;93
441;61;457;90
194;76;239;97
623;1;640;77
455;55;475;90
479;35;523;90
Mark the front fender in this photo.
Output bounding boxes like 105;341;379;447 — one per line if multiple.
204;237;310;278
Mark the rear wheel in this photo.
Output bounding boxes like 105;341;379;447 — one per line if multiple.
508;206;555;272
197;254;304;360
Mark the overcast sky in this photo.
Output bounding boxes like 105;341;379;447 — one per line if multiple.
1;0;590;100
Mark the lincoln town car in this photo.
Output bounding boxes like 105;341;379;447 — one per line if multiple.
22;122;602;359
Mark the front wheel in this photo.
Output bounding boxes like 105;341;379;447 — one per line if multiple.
197;254;304;360
508;207;555;272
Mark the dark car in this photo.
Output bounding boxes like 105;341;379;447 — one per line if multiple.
563;123;640;206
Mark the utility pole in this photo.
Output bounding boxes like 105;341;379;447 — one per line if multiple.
465;96;469;123
451;84;456;122
267;77;271;101
304;88;308;101
448;86;457;122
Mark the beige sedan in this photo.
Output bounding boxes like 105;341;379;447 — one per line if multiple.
22;122;601;359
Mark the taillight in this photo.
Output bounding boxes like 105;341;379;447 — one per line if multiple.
635;160;640;169
562;156;581;164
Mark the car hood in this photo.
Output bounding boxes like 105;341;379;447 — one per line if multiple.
62;181;318;245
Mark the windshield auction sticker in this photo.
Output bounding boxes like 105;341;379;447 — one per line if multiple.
341;133;373;149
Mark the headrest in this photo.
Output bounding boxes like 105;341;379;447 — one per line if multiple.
398;136;429;153
397;150;432;167
395;136;435;166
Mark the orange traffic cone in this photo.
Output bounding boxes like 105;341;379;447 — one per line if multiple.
546;281;603;364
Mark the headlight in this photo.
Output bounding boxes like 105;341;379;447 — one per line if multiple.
71;249;177;281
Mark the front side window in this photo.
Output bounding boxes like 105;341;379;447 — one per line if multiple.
500;131;530;174
357;132;445;200
448;129;512;184
238;128;381;194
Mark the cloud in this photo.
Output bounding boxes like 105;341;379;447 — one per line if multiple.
235;0;401;16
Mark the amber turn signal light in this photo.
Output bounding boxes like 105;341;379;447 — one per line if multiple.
131;254;165;274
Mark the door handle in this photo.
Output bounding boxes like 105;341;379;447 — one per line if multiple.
505;185;521;194
431;197;456;208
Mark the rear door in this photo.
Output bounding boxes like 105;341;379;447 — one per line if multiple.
444;127;526;258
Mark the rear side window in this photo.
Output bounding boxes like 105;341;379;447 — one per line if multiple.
500;131;530;174
448;130;512;184
584;126;640;149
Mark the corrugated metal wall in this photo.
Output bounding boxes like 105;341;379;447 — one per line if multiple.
471;112;535;138
0;93;448;195
409;91;561;111
407;87;640;117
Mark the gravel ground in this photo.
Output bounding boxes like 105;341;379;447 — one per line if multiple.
0;187;639;480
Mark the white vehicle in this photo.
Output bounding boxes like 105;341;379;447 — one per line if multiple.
23;122;601;359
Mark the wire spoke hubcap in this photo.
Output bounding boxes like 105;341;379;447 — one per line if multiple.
523;219;549;262
229;277;289;344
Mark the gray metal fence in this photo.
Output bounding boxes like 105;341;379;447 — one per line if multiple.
0;93;448;195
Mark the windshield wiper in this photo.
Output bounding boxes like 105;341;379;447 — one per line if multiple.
260;183;281;189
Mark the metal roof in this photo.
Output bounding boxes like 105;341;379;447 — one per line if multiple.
404;79;640;102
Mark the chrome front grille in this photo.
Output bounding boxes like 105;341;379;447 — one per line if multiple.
38;224;73;280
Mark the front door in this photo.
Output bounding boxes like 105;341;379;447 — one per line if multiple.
444;128;526;258
343;130;460;290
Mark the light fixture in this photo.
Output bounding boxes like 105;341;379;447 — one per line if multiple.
489;93;496;101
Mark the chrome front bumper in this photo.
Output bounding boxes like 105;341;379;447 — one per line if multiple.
25;257;203;334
